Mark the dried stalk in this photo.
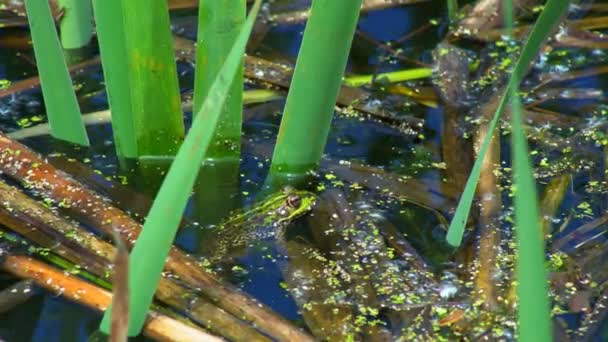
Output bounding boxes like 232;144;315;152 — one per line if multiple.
110;233;130;342
473;109;502;310
0;133;313;342
0;179;275;342
0;253;221;342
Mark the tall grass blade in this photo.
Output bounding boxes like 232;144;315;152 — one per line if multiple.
57;0;93;49
270;0;363;175
445;0;570;247
91;0;136;158
194;0;246;161
98;0;263;335
506;0;551;340
510;87;551;342
23;0;89;146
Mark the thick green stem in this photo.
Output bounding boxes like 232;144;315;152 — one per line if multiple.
92;0;137;157
117;0;185;156
270;0;363;175
58;0;93;49
99;0;264;335
194;0;245;160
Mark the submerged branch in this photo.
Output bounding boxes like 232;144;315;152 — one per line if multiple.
0;133;314;342
0;179;271;341
0;280;36;315
0;252;221;342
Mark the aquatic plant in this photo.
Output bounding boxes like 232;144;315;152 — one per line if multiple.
98;0;263;335
22;0;89;146
194;0;245;161
94;0;184;158
270;0;363;175
57;0;93;49
445;0;571;248
91;0;136;157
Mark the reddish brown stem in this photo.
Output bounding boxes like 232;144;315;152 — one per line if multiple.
0;133;313;342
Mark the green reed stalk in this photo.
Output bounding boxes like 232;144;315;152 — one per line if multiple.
510;86;551;342
114;0;184;156
270;0;363;175
99;0;263;335
91;0;136;158
343;68;433;87
57;0;93;49
447;0;458;21
23;0;89;146
194;0;245;160
445;0;570;247
505;1;551;340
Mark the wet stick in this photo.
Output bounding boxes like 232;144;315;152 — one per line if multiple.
0;133;313;341
0;280;36;315
0;179;273;342
473;101;503;310
0;253;221;342
110;232;130;342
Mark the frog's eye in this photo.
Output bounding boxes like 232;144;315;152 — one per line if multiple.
286;194;301;209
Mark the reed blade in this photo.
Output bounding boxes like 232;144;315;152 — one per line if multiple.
445;0;571;247
23;0;90;146
99;0;263;335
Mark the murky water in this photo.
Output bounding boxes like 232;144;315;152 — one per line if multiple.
1;1;608;341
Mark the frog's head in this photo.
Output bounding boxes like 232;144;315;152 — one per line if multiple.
275;189;316;224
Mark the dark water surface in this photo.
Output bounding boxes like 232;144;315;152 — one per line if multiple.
1;1;608;341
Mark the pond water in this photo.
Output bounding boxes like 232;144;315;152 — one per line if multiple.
1;0;608;341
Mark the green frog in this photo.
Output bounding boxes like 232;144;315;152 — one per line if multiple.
202;187;317;263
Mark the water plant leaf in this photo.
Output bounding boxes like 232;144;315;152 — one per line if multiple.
193;0;245;160
510;87;551;342
445;0;571;247
96;0;185;157
99;0;263;335
92;0;137;158
57;0;93;49
23;0;89;146
506;0;551;340
271;0;364;175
